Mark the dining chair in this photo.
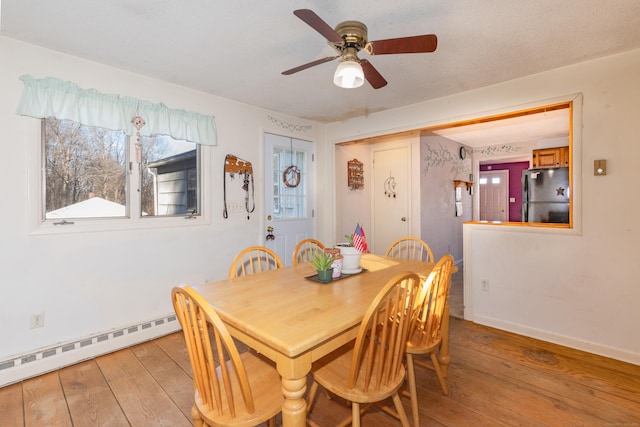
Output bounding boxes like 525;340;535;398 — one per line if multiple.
306;272;421;427
404;254;455;427
228;246;283;278
385;236;435;263
291;238;325;265
171;286;282;427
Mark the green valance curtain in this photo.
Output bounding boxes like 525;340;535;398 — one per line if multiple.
16;75;217;146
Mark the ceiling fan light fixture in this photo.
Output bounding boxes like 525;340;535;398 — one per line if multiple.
333;60;364;89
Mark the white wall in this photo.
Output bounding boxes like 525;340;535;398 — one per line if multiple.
334;133;422;252
420;134;472;262
0;36;324;384
327;49;640;364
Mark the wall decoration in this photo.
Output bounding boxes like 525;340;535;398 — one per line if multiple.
131;114;146;163
283;137;301;188
347;158;364;190
384;174;397;198
422;142;469;176
267;115;312;132
478;144;520;156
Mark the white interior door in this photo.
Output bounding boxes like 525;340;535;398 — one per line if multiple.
264;133;314;266
479;170;509;221
372;146;410;254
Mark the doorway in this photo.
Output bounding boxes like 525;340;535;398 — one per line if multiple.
479;170;509;221
372;146;410;254
263;133;314;266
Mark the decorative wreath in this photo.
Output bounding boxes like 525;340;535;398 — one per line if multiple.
283;165;301;188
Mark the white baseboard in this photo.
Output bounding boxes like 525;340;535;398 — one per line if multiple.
473;314;640;366
0;314;181;387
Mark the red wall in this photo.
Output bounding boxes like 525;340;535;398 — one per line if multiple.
480;161;529;222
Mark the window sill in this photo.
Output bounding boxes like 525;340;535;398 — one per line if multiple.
28;215;210;236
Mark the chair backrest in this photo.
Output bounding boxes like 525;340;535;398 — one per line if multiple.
347;272;421;391
408;254;455;349
385;236;435;263
171;285;256;418
291;238;326;265
228;246;283;278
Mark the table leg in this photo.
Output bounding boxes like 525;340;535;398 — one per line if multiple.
280;376;307;427
438;303;451;376
277;354;312;427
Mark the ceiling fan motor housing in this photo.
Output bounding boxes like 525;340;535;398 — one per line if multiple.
333;20;368;51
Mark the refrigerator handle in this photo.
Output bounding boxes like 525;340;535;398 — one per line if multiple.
522;174;528;222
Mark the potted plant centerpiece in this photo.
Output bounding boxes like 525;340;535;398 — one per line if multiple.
324;247;343;278
312;251;337;283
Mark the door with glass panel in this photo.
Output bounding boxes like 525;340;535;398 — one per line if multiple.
264;133;314;266
479;170;509;221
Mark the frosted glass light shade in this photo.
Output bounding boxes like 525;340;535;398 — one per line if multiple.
333;61;364;88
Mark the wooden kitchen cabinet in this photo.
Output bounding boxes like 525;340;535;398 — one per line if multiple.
532;146;569;168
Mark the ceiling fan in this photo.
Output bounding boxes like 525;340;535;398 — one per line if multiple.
282;9;438;89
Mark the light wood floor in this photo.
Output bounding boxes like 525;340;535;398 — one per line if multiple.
1;317;639;426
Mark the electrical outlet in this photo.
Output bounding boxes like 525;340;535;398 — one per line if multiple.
481;280;490;292
30;312;45;329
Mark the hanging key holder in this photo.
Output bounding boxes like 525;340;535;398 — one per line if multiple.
223;154;255;220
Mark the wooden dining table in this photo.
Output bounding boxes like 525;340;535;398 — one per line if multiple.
191;253;450;427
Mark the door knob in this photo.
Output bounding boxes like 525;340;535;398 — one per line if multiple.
401;217;407;222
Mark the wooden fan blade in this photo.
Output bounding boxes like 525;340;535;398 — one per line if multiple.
360;60;388;89
282;56;339;75
294;9;343;43
365;34;438;55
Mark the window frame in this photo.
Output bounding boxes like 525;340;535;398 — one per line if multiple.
27;118;211;235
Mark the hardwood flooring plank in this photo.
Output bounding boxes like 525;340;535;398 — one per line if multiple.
435;353;595;426
411;358;551;426
0;382;24;427
416;387;516;427
96;348;191;426
153;332;193;377
450;341;640;424
58;359;129;427
22;371;73;427
307;391;408;427
449;318;640;399
130;340;195;422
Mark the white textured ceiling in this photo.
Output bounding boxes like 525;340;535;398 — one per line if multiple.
432;108;570;147
2;0;640;127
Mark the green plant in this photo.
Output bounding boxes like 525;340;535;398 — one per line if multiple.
343;234;354;246
311;251;336;271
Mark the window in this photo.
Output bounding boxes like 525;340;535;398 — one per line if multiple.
271;146;306;219
141;135;199;217
42;118;200;222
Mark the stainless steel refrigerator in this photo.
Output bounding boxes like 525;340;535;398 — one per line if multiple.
522;167;569;223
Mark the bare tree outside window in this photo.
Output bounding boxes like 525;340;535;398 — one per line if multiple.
43;118;199;220
44;118;127;218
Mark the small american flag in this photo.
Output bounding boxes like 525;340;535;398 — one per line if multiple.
353;223;369;253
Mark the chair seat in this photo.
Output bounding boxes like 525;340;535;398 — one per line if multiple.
312;341;406;404
406;330;442;354
196;350;282;427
